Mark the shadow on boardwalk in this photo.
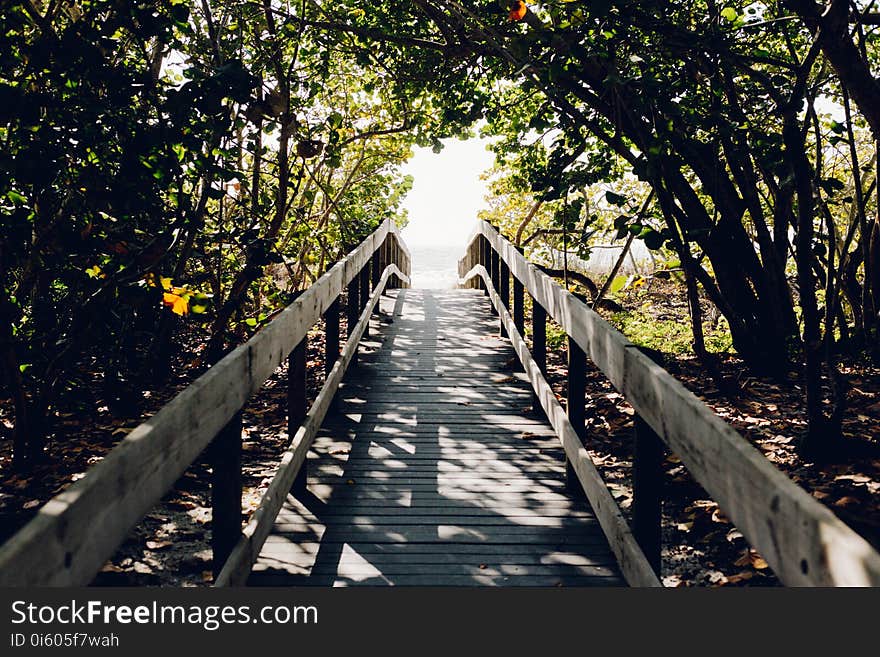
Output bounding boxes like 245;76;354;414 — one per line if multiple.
248;290;624;587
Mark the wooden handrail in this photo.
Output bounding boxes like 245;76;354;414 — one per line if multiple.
459;220;880;586
0;219;410;586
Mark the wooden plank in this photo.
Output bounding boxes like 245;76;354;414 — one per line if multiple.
249;574;620;587
274;518;600;532
336;395;533;405
270;526;610;545
310;460;568;472
324;453;565;463
462;223;880;586
254;550;614;567
260;539;609;556
285;506;588;517
274;513;600;528
254;561;619;578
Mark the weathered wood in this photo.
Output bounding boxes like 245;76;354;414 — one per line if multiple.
532;301;547;413
324;299;340;377
484;235;494;294
250;288;626;588
289;337;308;496
460;222;880;586
566;336;587;496
359;264;371;339
250;573;619;587
346;276;360;366
513;270;525;336
0;220;407;586
499;257;510;338
214;264;408;586
212;412;242;578
371;250;381;289
490;244;500;315
260;539;609;554
633;415;663;577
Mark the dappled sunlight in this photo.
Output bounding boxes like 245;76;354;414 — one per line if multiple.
249;289;622;587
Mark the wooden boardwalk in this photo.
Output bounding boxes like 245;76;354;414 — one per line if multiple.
250;289;624;586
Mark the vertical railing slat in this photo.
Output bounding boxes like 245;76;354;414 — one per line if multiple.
347;275;360;366
211;412;242;579
360;263;371;338
566;336;586;497
633;415;664;576
288;336;308;495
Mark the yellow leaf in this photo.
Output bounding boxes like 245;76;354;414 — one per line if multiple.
85;265;104;279
163;292;189;316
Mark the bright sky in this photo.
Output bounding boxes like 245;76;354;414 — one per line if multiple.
400;137;496;248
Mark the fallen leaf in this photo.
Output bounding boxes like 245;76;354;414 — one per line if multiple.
834;474;871;484
726;571;755;584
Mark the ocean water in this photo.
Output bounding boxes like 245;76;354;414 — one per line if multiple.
407;243;463;289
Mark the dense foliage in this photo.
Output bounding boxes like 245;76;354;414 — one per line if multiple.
2;1;880;465
0;1;419;467
309;0;880;454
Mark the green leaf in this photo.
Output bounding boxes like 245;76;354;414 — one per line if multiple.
6;190;27;204
608;275;627;295
819;178;845;194
642;229;665;250
720;7;738;22
605;191;627;206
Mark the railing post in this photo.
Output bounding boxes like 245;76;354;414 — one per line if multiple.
490;242;500;316
383;238;394;291
481;235;490;295
371;248;381;289
633;415;663;577
324;298;340;376
532;300;546;413
347;275;360;365
499;256;510;339
513;252;524;336
288;336;308;495
359;262;371;338
211;412;242;579
566;337;586;497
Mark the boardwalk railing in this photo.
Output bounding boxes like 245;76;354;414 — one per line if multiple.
458;220;880;587
0;219;410;586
